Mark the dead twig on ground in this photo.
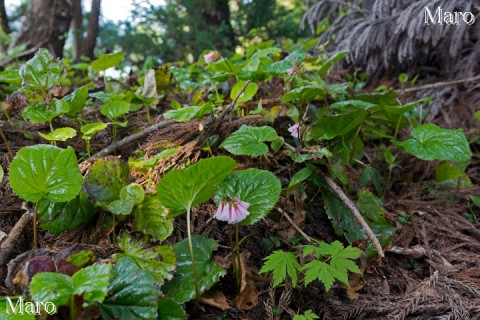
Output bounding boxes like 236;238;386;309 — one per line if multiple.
324;176;385;258
276;207;312;243
0;205;32;266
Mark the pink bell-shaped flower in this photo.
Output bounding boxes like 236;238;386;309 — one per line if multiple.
214;197;250;224
288;123;300;139
204;51;221;63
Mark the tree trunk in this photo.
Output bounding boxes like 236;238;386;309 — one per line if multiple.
9;0;73;58
0;0;9;54
82;0;101;59
200;0;234;49
71;0;83;62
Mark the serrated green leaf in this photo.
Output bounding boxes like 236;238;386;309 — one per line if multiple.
230;81;258;103
72;264;111;305
435;162;471;187
302;260;335;290
99;257;158;320
157;298;186;320
163;106;201;122
117;233;176;285
92;52;124;72
39;127;76;142
38;190;96;234
101;100;130;121
9;145;82;202
81;122;109;140
19;48;63;89
162;235;225;303
221;125;278;156
83;157;130;207
63;83;91;115
260;250;300;287
215;169;281;225
30;272;74;307
396;124;471;162
156;156;237;216
310;111;368;140
133;194;173;241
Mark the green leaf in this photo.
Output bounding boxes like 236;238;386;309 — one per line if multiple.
157;298;186;320
39;127;77;142
302;260;335;289
22;100;69;123
83;157;130;207
101;100;130;121
128;147;180;174
0;165;3;183
260;250;300;287
92;52;124;72
359;167;383;195
215;169;281;225
435;162;471;187
318;51;348;75
117;233;176;285
156;156;237;216
9;145;82;202
0;297;36;319
396;124;471;162
288;166;315;189
163;106;200;122
221;125;278;156
133;194;173;242
19;48;63;89
71;264;111;305
38;190;96;234
99;257;158;320
398;73;409;84
230;81;258;103
162;235;225;304
310;111;368;140
63;83;91;115
30;272;74;307
81;122;109;140
293;310;319;320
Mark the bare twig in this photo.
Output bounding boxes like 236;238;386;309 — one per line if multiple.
277;207;312;243
397;74;480;94
0;207;32;266
83;119;174;163
324;176;385;258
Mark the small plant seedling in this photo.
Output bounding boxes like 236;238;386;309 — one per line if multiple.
100;101;130;143
8;145;83;248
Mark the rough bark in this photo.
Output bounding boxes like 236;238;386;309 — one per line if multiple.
9;0;74;58
82;0;101;59
71;0;83;61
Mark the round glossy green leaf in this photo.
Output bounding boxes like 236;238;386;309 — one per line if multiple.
83;157;130;207
162;235;226;304
133;194;173;241
215;169;281;225
38;190;96;234
156;156;237;216
19;48;63;89
101;100;130;120
163;106;200;122
230;80;258;103
99;257;158;320
221;125;278;156
9;145;83;202
39;127;77;142
397;124;472;162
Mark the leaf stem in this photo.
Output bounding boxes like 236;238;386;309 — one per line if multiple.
0;128;13;160
33;200;39;249
235;224;241;289
186;206;200;299
70;296;75;320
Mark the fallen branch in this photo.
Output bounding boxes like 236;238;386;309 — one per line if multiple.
277;207;312;243
83;119;174;163
397;74;480;94
324;176;385;258
0;206;32;266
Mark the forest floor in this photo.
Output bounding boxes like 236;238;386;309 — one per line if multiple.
1;78;480;320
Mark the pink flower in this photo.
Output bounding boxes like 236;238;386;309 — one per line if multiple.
204;51;221;63
287;66;297;74
288;123;300;139
214;197;250;224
